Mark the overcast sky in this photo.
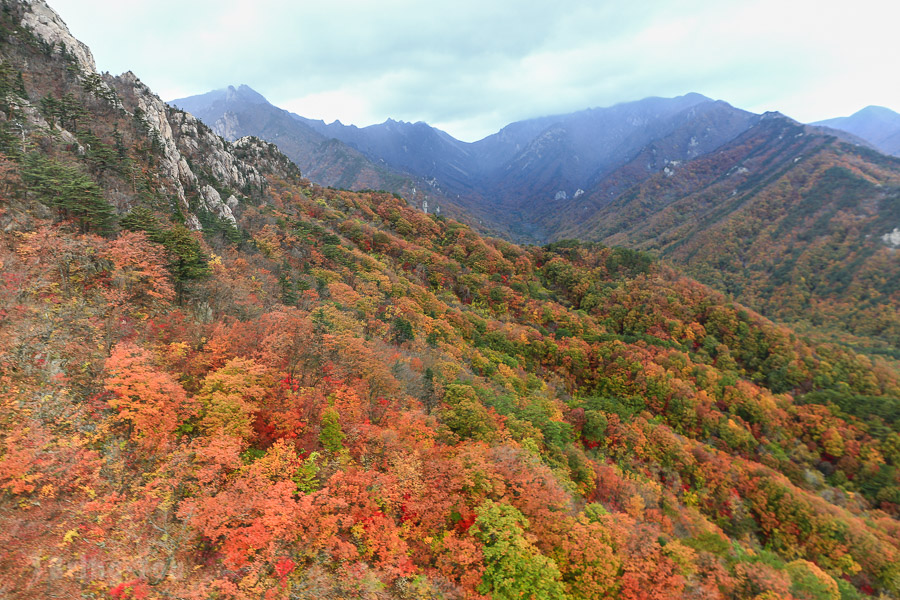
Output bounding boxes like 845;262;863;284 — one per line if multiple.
50;0;900;142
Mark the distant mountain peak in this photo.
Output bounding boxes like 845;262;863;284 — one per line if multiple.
171;85;271;112
812;105;900;157
856;104;897;115
223;84;270;105
855;104;900;117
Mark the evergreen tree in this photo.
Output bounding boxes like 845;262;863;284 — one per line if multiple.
23;153;115;234
122;206;211;295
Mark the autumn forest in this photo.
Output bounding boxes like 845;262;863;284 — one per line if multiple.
1;2;900;600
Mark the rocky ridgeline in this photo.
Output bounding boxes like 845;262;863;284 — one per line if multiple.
19;0;95;73
14;0;300;230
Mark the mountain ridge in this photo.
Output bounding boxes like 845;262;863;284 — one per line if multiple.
564;110;900;352
177;87;761;237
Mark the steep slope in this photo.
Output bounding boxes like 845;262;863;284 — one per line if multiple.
0;0;300;240
172;85;421;194
815;105;900;157
556;101;762;215
483;95;744;197
568;112;900;352
3;2;900;600
506;99;758;240
297;114;483;198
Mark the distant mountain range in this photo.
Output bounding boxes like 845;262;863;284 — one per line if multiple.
174;88;765;237
171;85;417;195
814;105;900;157
174;87;884;242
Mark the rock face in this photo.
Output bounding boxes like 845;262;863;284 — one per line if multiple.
883;228;900;248
108;73;296;230
213;111;242;142
19;0;95;72
199;185;236;225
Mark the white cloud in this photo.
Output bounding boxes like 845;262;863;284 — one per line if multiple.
47;0;900;141
281;88;374;126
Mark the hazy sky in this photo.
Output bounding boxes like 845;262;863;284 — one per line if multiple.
50;0;900;142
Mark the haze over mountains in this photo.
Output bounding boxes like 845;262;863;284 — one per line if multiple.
171;85;419;198
174;87;884;242
814;105;900;158
175;88;761;238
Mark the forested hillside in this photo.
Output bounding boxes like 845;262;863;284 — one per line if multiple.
174;86;900;359
567;114;900;355
1;2;900;600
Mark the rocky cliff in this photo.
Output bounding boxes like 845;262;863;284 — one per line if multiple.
4;0;300;232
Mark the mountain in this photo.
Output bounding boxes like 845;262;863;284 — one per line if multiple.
565;111;900;352
178;88;887;253
171;86;478;225
171;85;420;195
3;2;900;600
299;92;731;189
814;105;900;157
489;97;758;240
295;114;482;196
220;90;760;239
